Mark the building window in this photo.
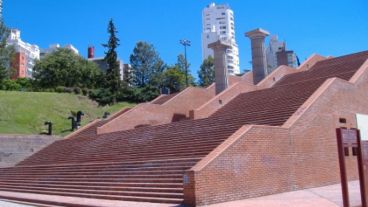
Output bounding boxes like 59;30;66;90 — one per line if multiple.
222;12;226;15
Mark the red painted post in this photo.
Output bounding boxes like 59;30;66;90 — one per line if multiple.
336;128;350;207
357;130;367;207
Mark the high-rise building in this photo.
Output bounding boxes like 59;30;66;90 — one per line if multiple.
10;53;27;79
0;0;3;20
266;36;285;74
266;35;297;73
276;49;298;68
40;43;79;58
201;3;240;75
7;29;40;78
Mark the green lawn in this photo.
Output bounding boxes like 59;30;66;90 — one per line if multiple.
0;91;135;136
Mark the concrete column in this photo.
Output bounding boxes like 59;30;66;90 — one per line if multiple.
245;28;270;84
208;40;231;95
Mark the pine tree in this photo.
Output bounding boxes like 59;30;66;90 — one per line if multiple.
103;19;121;104
175;54;190;73
0;14;14;83
198;56;215;87
129;41;164;87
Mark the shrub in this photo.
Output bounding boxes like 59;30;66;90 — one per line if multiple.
82;88;89;96
15;78;33;91
43;88;55;93
73;87;81;95
89;88;113;106
55;86;65;93
1;79;21;91
63;87;73;93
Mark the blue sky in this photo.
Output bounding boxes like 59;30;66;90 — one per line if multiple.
4;0;368;77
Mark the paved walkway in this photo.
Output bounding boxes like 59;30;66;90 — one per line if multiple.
0;181;362;207
205;181;362;207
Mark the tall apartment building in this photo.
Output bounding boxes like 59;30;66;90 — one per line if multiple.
201;3;240;75
40;43;79;58
0;0;3;20
7;29;40;78
266;35;297;74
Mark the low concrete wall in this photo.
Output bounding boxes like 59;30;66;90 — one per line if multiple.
0;135;59;168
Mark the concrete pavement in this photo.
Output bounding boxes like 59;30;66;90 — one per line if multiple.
0;181;362;207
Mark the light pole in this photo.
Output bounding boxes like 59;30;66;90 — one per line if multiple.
180;39;191;87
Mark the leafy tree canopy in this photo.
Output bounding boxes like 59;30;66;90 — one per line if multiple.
0;20;14;82
33;48;101;89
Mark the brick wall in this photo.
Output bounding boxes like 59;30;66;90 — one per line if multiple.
184;125;291;206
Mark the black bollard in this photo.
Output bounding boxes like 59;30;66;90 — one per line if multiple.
102;112;110;119
76;111;84;126
68;116;77;131
44;121;53;135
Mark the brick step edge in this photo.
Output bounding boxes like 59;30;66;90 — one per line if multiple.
0;189;183;204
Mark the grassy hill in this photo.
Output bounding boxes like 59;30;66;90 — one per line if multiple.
0;91;135;136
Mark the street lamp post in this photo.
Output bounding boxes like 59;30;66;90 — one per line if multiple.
180;39;191;87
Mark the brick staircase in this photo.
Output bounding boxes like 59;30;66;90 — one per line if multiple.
67;108;131;139
0;158;199;204
151;93;179;105
0;51;367;206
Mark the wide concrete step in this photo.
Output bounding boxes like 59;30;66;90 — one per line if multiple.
0;169;185;176
3;165;192;174
0;182;182;193
0;177;183;183
0;174;183;180
0;188;183;204
23;152;209;165
0;180;183;188
11;161;197;171
0;185;183;199
27;146;215;162
17;157;201;168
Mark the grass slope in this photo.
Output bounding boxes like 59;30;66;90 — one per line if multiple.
0;91;135;136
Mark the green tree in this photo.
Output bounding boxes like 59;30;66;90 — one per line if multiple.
33;48;101;89
175;54;195;86
0;20;14;83
162;66;186;93
103;19;121;104
130;41;165;87
175;54;190;73
198;56;215;87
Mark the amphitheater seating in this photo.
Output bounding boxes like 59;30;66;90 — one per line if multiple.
0;51;367;205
